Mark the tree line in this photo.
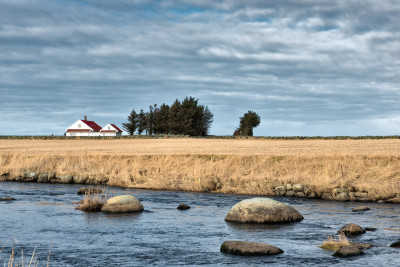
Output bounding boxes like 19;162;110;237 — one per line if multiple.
123;97;214;136
123;96;261;136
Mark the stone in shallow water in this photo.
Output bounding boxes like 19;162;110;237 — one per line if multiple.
337;223;366;236
220;241;283;256
352;206;370;212
101;195;144;213
0;197;16;201
225;197;303;223
390;241;400;248
333;245;364;257
177;203;190;210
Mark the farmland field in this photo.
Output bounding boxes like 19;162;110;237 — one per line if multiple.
1;138;400;155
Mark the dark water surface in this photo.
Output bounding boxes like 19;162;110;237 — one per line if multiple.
1;182;400;266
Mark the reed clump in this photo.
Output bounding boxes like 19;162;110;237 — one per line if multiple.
75;188;108;212
320;234;350;250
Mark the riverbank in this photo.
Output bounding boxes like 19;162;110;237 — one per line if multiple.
1;154;399;203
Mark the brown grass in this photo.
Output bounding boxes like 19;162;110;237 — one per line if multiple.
0;139;399;198
320;234;350;250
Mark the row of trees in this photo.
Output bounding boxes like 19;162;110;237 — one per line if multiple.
123;97;214;136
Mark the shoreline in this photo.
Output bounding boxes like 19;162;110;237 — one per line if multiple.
1;158;399;204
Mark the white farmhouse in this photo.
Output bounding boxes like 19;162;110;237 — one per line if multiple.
100;124;123;136
65;116;123;137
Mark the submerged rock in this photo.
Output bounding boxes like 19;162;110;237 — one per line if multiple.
225;197;303;223
177;203;191;210
333;245;364;257
337;223;366;236
0;197;16;201
352;206;370;212
220;241;283;256
101;195;144;213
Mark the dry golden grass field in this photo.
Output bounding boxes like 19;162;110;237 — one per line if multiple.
1;138;399;199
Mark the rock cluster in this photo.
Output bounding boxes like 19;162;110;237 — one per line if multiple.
273;183;399;203
0;171;109;185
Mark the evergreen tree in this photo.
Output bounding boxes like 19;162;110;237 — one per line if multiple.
122;109;138;135
233;110;260;136
154;103;170;134
169;99;182;135
137;109;146;135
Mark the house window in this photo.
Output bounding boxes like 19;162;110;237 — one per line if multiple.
108;126;110;130
78;124;81;128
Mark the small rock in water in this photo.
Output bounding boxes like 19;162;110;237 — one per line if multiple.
0;197;16;201
177;204;190;210
333;245;364;257
352;206;370;212
337;223;366;236
220;241;283;256
390;241;400;248
364;227;377;232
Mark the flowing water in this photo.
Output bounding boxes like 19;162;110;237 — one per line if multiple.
1;182;400;266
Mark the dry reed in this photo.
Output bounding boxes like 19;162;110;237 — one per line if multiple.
0;239;51;267
320;234;350;250
75;188;109;212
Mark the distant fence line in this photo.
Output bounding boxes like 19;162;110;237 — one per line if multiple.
0;135;399;140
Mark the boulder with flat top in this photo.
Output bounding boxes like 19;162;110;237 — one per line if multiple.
101;195;144;213
225;197;303;223
220;241;283;256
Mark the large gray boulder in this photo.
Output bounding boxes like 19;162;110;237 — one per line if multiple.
225;198;303;223
101;195;144;213
220;241;283;256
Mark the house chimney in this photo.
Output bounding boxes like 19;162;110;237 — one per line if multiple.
84;115;87;121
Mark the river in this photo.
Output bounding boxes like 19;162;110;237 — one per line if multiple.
1;182;399;266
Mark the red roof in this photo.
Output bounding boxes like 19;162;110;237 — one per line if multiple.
111;124;123;132
82;120;102;131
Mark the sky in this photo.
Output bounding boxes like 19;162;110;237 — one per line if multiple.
0;0;399;136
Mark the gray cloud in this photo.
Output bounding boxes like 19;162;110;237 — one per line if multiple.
0;0;399;136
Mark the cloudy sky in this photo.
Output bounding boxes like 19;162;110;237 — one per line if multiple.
1;0;399;136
